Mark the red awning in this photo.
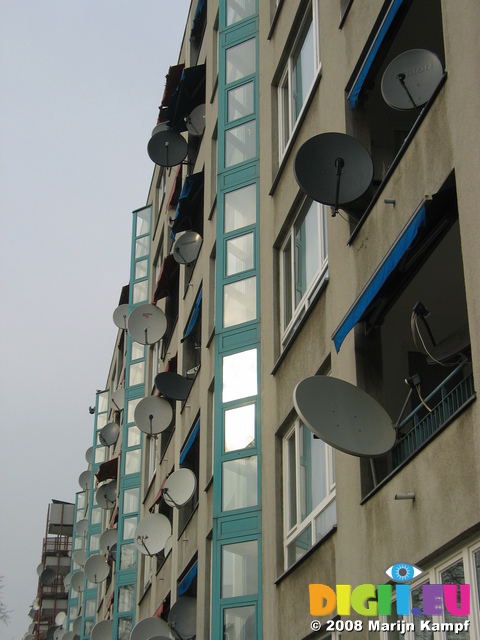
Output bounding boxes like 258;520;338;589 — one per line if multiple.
165;165;183;214
96;457;119;483
158;63;185;123
152;255;179;303
165;353;178;373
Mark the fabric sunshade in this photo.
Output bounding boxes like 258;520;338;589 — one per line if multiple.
168;64;206;132
180;420;200;464
152;254;180;302
182;291;202;342
171;171;204;237
178;561;198;596
95;456;119;483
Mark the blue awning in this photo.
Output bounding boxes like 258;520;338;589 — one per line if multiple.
332;204;427;352
347;0;405;109
190;0;206;41
168;64;206;132
178;562;198;596
180;420;200;464
171;171;204;237
182;291;202;342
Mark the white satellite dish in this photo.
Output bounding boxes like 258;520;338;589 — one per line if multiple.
163;469;196;508
36;563;44;576
128;304;167;345
73;550;87;567
72;617;82;636
54;628;66;640
293;376;395;457
110;388;125;412
168;596;197;640
172;231;203;265
164;535;173;557
47;626;59;640
62;632;76;640
91;619;113;640
70;570;85;593
108;543;117;562
40;568;56;586
113;304;130;330
78;470;92;491
185;104;206;136
96;480;117;509
63;572;71;588
99;422;120;447
100;528;118;555
85;447;93;465
130;616;171;640
75;518;89;537
134;513;171;556
84;554;110;583
134;396;173;436
28;623;35;634
32;598;40;611
55;612;66;630
427;325;470;364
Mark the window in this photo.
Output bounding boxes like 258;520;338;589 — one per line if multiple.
278;0;321;156
146;434;157;488
178;420;200;534
283;419;336;570
280;199;328;347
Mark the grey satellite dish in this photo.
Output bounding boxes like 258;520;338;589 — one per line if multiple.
168;596;197;640
128;304;167;345
70;570;85;593
78;470;92;491
147;126;188;167
47;627;59;640
100;528;118;555
130;616;171;640
91;620;113;640
163;469;196;508
108;543;117;562
40;568;56;586
134;396;173;436
84;554;109;583
164;535;172;557
154;372;193;401
75;518;89;537
63;572;71;588
72;617;82;636
32;598;40;611
73;550;87;567
28;623;35;633
110;388;125;412
85;446;93;465
294;133;374;218
96;480;117;509
62;633;76;640
427;325;470;364
54;627;66;640
99;422;120;447
381;49;443;110
36;562;44;576
24;635;34;640
134;513;171;556
185;104;206;136
293;376;395;457
113;304;130;330
173;231;203;265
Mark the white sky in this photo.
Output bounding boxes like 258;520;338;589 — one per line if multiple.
0;2;190;638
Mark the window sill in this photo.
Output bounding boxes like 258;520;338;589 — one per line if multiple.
268;0;285;40
275;525;337;585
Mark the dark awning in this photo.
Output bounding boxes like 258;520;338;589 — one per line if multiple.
178;562;198;596
95;457;119;483
180;420;200;464
158;63;185;123
165;353;178;372
171;172;204;237
182;291;202;342
168;64;206;132
152;254;180;303
190;0;206;41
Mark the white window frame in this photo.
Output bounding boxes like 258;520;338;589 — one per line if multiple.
278;0;321;158
380;538;480;639
280;199;328;349
146;434;157;489
283;417;336;571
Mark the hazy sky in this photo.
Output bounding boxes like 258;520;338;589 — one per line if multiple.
0;2;190;638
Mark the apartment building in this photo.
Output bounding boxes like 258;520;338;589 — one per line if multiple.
28;1;480;639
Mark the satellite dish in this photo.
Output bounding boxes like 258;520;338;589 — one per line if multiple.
130;617;171;640
427;325;470;364
73;550;87;567
91;620;113;640
99;422;120;447
164;535;172;557
40;568;56;586
75;518;89;537
134;396;173;436
32;598;40;611
64;572;71;588
134;513;171;556
70;570;85;593
293;376;395;457
72;618;82;636
84;554;110;583
168;596;197;640
147;126;188;167
47;627;59;640
128;304;167;345
78;470;92;491
54;628;66;640
154;372;193;401
294;133;374;218
113;304;130;330
185;104;206;136
85;446;93;465
62;633;76;640
381;49;443;110
100;528;118;555
108;543;117;562
110;388;125;412
96;480;117;509
163;469;196;508
173;231;203;265
28;623;35;633
36;562;44;576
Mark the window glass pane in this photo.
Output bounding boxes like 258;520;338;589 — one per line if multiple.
226;39;255;84
286;433;297;530
222;456;257;511
90;508;102;525
123;516;137;540
224;184;256;233
131;342;145;361
286;524;311;568
223;276;256;328
128;426;141;447
299;424;327;519
84;620;94;637
292;20;314;120
314;499;336;543
132;280;148;304
136;209;151;237
135;236;149;259
411;582;433;640
282;237;292;327
117;617;133;640
120;544;137;571
475;550;480;608
227;81;254;122
222;349;257;402
129;361;145;386
224;404;255;452
123;488;140;514
294;201;321;307
96;413;107;431
85;599;96;617
89;534;100;551
118;584;135;613
440;561;470;640
221;540;258;597
225;120;256;168
97;392;108;413
95;446;106;464
280;75;290;149
77;492;86;511
134;259;148;281
223;606;256;639
226;0;255;25
125;449;141;475
127;398;142;424
226;233;254;276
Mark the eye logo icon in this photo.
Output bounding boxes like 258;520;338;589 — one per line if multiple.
385;563;423;583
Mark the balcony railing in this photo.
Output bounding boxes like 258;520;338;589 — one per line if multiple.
392;361;475;468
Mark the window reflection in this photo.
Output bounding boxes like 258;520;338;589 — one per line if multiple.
224;184;256;233
223;276;256;328
224;404;256;452
222;456;257;510
226;39;255;84
222;349;257;402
